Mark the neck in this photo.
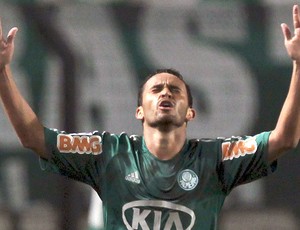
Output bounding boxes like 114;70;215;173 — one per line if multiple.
143;125;187;160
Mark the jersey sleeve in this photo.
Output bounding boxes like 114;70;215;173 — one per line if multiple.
218;131;277;194
40;127;105;190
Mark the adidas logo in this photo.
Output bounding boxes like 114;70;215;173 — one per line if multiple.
125;171;141;184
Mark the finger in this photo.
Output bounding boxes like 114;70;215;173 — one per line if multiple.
296;28;300;37
281;23;292;40
293;5;300;29
0;18;2;39
7;27;18;44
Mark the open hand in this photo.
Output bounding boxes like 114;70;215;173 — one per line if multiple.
281;5;300;63
0;18;18;70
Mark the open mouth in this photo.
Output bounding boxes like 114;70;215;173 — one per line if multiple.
158;100;174;109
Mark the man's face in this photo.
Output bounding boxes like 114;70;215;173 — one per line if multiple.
136;73;195;128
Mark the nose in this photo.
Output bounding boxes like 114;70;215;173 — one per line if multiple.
161;86;172;98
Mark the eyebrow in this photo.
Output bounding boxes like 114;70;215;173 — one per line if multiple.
150;83;181;91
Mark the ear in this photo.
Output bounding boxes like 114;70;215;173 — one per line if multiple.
186;107;196;122
135;106;144;120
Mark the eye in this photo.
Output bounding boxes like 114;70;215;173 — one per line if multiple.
151;85;163;93
170;86;181;93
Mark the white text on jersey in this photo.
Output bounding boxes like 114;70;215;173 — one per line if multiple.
122;200;195;229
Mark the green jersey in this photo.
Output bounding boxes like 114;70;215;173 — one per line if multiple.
41;128;276;230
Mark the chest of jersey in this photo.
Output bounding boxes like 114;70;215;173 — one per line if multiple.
102;140;224;229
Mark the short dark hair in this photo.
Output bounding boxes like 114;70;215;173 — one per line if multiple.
137;68;193;107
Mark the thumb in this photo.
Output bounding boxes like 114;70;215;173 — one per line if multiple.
281;23;292;40
7;27;18;44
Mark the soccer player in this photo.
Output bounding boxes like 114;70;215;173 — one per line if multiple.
1;4;300;230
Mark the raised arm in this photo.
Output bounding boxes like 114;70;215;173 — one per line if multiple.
268;5;300;162
0;19;47;158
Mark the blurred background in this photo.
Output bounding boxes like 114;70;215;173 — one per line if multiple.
0;0;300;229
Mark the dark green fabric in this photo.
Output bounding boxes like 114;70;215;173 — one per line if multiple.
41;128;275;230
